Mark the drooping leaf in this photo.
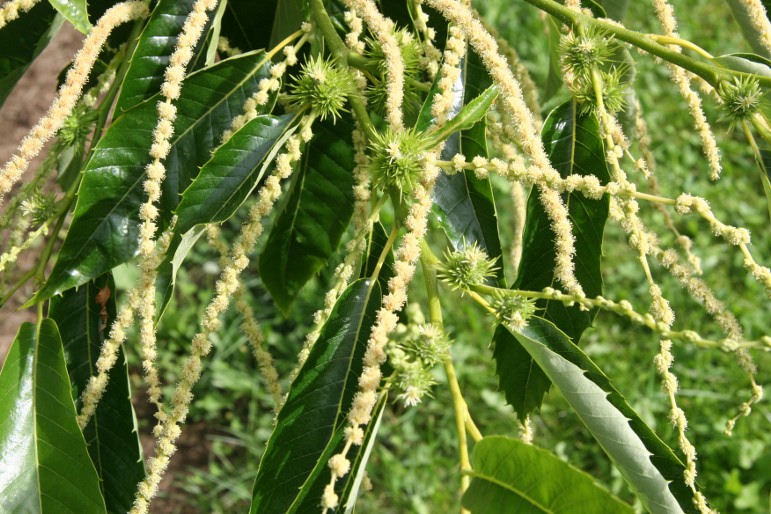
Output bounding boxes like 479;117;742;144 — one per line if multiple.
543;15;566;103
269;0;306;50
0;320;107;513
175;113;296;234
221;0;277;52
501;317;697;514
360;222;395;289
249;279;382;513
48;274;145;514
114;0;215;113
712;53;771;78
579;0;607;18
754;148;771;220
495;99;610;421
259;117;355;313
598;0;630;21
725;0;771;59
48;0;91;34
0;1;58;108
426;85;499;145
341;393;387;513
154;227;206;320
462;436;633;514
418;46;505;280
33;51;272;302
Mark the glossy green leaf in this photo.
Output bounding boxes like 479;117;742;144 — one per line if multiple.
427;85;499;145
34;51;272;302
502;317;697;514
418;46;504;280
0;2;58;107
154;227;206;320
259;118;355;313
48;0;91;34
48;274;145;514
114;0;214;113
269;0;306;49
360;222;395;289
175;113;296;234
495;99;610;421
249;279;382;513
221;0;277;51
341;393;387;513
0;320;107;513
462;436;633;514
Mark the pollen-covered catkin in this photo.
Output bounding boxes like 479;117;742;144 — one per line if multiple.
0;1;149;207
425;0;584;300
135;0;218;423
733;0;771;55
651;0;722;180
130;122;309;514
206;224;283;407
0;0;41;30
342;0;404;128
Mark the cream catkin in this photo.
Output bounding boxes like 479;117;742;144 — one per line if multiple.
222;28;309;141
0;0;41;30
412;0;442;78
425;0;584;299
206;224;283;407
129;122;311;514
0;1;149;208
342;0;404;129
735;0;771;56
651;0;722;180
319;23;467;507
135;0;219;421
321;156;440;512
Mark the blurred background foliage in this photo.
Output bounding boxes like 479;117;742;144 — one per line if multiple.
114;1;771;511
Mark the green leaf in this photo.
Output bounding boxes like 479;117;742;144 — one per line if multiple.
48;274;145;514
259;118;355;313
33;51;273;303
154;227;206;321
712;53;771;78
0;2;58;108
269;0;306;49
340;392;387;513
427;85;499;145
48;0;91;34
725;0;771;59
114;0;214;113
360;222;395;289
598;0;630;21
496;99;610;421
462;436;633;514
249;279;382;513
754;149;771;220
502;317;697;514
417;46;505;280
175;113;296;234
0;320;107;513
221;0;277;52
